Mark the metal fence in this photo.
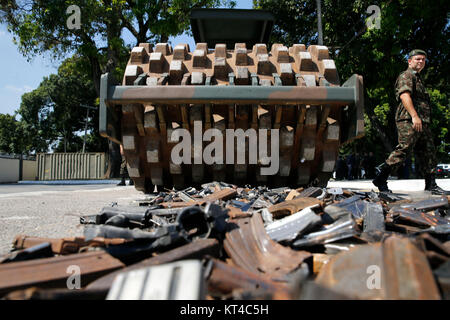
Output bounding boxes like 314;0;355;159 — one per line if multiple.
37;153;106;180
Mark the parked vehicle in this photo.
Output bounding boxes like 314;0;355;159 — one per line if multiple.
436;164;450;178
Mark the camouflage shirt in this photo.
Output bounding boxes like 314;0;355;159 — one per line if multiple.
395;67;431;123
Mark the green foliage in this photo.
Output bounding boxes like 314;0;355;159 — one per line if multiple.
0;0;235;157
0;0;237;156
13;55;102;154
0;114;32;154
429;89;450;161
0;0;235;64
255;0;450;162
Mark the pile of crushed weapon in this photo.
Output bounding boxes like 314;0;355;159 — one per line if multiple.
0;182;449;300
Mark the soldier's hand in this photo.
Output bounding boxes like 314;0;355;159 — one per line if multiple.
412;115;422;132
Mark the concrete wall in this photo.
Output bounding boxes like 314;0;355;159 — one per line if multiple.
23;159;37;180
0;158;20;183
37;153;106;180
0;158;37;183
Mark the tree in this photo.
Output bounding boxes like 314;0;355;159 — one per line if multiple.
0;114;31;154
1;0;235;176
255;0;450;163
1;0;235;94
16;55;101;154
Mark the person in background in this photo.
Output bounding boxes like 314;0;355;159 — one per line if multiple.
372;49;448;195
117;144;134;186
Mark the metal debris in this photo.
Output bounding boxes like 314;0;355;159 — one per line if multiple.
315;236;441;300
265;205;322;242
292;214;358;248
1;183;449;300
106;260;205;300
363;202;385;233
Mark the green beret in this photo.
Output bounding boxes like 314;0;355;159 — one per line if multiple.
408;49;427;58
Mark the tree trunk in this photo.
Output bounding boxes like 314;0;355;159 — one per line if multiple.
89;55;102;96
107;140;121;178
104;6;125;178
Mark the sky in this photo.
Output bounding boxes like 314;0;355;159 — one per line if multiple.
0;0;253;117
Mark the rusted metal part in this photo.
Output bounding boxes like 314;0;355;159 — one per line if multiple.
160;188;237;208
106;85;358;106
387;207;449;228
433;260;450;300
285;190;300;201
13;235;130;255
86;239;220;293
298;281;353;300
316;236;441;299
224;206;253;219
0;251;124;297
312;253;332;275
413;233;450;269
223;213;312;280
382;236;441;299
445;241;450;251
268;197;322;218
205;258;291;298
3;287;108;300
415;233;450;256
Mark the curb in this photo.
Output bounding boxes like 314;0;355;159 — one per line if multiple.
17;180;121;185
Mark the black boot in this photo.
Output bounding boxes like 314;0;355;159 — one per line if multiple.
425;174;450;195
372;162;392;193
117;177;126;186
128;179;134;186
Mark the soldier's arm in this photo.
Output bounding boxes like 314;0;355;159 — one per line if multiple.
399;92;422;132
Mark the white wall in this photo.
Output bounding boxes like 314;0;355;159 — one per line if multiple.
0;158;37;183
22;160;37;180
0;158;19;183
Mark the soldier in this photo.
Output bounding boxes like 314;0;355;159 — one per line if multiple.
117;144;134;186
372;49;449;195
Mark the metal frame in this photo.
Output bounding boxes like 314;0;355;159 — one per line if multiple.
190;9;275;47
99;72;364;145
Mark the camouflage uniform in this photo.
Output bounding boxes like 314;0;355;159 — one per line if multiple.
118;144;131;185
119;157;128;178
385;67;436;176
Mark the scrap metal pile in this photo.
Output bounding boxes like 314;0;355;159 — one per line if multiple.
0;182;449;300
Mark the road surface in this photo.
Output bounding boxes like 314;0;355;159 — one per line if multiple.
0;178;448;255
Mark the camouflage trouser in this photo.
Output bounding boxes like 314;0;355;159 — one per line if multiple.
386;121;437;176
119;157;129;178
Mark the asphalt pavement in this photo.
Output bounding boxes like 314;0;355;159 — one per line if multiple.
0;178;449;256
0;181;144;255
